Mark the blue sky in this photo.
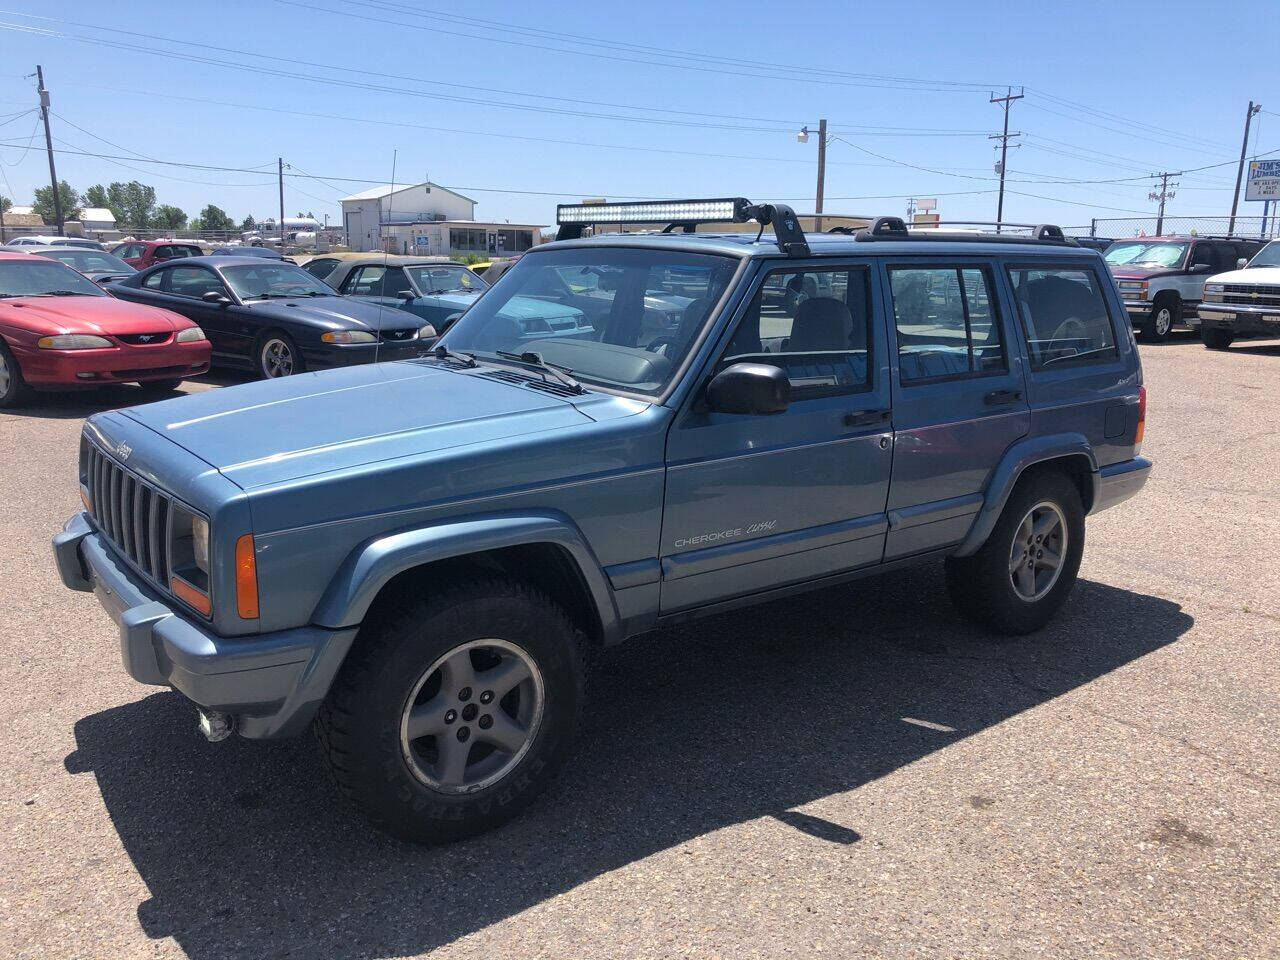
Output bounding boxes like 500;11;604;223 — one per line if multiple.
0;0;1276;232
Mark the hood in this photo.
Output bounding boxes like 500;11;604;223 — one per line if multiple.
243;295;424;331
1107;265;1182;281
1199;266;1280;285
419;290;481;310
120;359;597;489
497;295;582;321
0;294;185;335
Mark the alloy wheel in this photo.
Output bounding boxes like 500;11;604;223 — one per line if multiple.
1154;307;1172;337
1008;501;1068;602
260;337;294;377
399;638;545;794
0;350;10;396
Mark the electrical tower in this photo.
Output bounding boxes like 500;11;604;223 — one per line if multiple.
989;86;1024;228
1149;171;1181;235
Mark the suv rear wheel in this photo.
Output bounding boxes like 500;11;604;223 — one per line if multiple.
1201;328;1234;350
945;469;1085;635
1140;296;1179;342
316;575;585;844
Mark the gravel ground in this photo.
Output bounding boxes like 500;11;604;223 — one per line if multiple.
1;336;1277;960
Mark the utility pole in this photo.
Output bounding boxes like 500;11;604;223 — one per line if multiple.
1229;101;1261;235
36;65;63;236
814;118;827;233
278;158;286;249
1149;171;1181;235
989;86;1024;229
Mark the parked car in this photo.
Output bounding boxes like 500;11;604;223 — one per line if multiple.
0;251;209;406
110;240;205;270
1104;235;1264;341
5;235;107;250
107;256;436;378
1068;236;1114;253
1195;238;1280;349
294;252;431;282
24;246;137;286
209;246;289;261
326;258;492;329
53;202;1149;843
472;256;523;282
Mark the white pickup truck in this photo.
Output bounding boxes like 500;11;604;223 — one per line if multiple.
1196;238;1280;349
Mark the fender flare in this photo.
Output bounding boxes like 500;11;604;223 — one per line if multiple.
953;433;1098;557
310;510;623;643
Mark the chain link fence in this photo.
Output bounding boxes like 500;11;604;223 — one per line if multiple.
1072;216;1280;240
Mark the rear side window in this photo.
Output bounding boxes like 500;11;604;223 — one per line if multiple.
303;258;337;279
142;269;165;290
889;266;1006;383
1008;266;1118;369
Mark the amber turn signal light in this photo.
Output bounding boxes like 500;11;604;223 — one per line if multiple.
235;534;259;619
170;576;212;616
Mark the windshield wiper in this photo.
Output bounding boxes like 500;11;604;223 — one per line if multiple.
431;344;478;368
495;350;584;394
38;290;91;297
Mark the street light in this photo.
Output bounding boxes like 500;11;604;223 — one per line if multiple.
797;119;828;231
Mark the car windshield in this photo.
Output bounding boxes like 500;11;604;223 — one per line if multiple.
406;264;488;295
439;247;737;396
1246;241;1280;268
220;263;334;300
0;259;106;297
37;250;134;274
1104;241;1188;268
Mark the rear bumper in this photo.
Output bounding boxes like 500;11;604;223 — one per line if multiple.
1198;304;1280;337
16;340;211;386
1092;456;1152;514
52;512;357;739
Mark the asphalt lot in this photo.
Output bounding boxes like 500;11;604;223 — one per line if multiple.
1;336;1278;960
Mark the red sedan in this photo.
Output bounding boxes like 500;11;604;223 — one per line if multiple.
0;252;210;407
110;240;204;270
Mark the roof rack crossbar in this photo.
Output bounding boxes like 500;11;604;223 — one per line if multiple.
555;197;810;257
854;217;1075;246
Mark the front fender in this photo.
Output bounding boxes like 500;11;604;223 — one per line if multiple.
953;433;1098;557
310;510;622;642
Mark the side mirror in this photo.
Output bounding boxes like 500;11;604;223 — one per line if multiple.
201;290;230;305
705;362;790;415
1237;257;1249;269
1190;262;1212;274
397;289;415;301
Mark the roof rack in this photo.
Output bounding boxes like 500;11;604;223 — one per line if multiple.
852;216;1075;246
555;198;810;256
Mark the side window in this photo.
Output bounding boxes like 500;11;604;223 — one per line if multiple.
167;266;225;299
1189;243;1215;270
889;266;1006;383
303;258;336;279
142;268;166;290
343;265;385;296
1007;266;1118;369
719;266;873;399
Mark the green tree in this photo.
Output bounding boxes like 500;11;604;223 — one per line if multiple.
83;184;109;210
152;205;188;230
102;181;157;233
240;215;256;232
0;196;10;215
198;204;235;233
32;180;82;224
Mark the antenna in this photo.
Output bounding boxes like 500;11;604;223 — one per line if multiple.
375;149;397;366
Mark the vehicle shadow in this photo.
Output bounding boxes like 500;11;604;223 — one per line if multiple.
65;565;1191;959
2;372;244;421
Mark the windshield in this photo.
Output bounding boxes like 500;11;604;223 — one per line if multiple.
36;250;134;274
440;247;737;396
0;259;106;297
1246;240;1280;268
1104;241;1188;268
406;264;488;295
221;263;334;300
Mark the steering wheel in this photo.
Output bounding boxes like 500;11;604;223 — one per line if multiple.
1047;316;1088;356
645;336;679;355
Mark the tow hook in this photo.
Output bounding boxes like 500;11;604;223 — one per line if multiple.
197;708;235;743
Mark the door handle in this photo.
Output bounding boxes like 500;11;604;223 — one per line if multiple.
843;409;891;428
983;389;1023;406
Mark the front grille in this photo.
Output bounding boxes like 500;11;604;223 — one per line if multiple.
84;443;172;586
1221;284;1280;307
380;328;418;342
116;332;173;346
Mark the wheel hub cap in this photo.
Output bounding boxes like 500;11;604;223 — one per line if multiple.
262;339;293;377
1008;501;1068;602
400;638;544;794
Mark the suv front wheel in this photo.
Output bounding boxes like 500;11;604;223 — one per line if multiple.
316;575;586;844
945;469;1085;634
1140;296;1179;342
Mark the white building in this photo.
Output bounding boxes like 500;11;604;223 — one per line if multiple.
340;182;542;257
78;207;119;240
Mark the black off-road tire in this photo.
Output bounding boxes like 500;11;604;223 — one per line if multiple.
1201;328;1234;350
0;339;31;408
316;575;586;844
1140;295;1179;342
945;468;1085;635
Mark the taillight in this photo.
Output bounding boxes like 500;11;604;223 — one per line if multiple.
1135;385;1146;450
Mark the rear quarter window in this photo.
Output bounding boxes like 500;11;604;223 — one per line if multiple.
1007;264;1119;370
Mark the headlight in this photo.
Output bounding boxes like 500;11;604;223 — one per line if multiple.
168;505;211;615
321;330;376;344
37;334;112;349
1204;283;1224;293
418;323;437;339
176;326;206;342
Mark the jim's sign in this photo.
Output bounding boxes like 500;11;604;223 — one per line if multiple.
1245;159;1280;201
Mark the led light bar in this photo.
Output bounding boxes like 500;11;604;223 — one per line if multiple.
556;198;750;226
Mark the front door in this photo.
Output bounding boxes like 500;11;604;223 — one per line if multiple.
162;264;242;359
881;258;1030;558
660;260;894;613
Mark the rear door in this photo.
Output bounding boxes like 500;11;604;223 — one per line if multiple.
882;258;1029;558
660;259;894;612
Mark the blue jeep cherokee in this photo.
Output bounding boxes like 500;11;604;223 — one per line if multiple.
53;199;1151;843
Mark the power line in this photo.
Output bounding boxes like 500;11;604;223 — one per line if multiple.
1023;88;1229;152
